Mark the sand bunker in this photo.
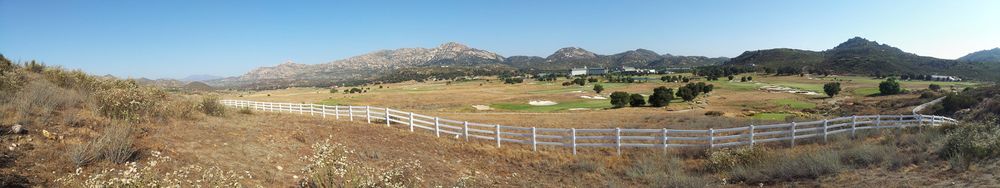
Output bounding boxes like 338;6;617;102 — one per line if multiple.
472;105;493;110
529;100;558;106
759;85;821;95
580;95;608;100
568;108;591;111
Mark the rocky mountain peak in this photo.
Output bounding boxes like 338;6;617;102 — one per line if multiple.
833;37;882;50
547;47;598;60
436;42;470;51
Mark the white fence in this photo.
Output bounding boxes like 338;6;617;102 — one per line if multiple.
220;100;959;155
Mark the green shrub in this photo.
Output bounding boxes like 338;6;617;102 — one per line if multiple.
823;82;841;97
200;95;226;117
93;80;167;122
704;111;724;116
929;84;941;91
648;86;673;107
939;119;1000;165
629;94;646;107
940;94;976;114
593;84;604;94
878;78;901;95
609;91;629;108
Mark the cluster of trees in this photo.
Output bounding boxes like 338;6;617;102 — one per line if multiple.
660;75;689;83
502;77;524;84
736;76;753;82
774;66;800;76
608;82;714;108
533;74;558;81
693;65;757;79
342;87;364;94
605;75;638;83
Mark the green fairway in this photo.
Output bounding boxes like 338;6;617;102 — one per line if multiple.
852;88;880;96
527;83;628;94
491;99;612;112
771;98;816;109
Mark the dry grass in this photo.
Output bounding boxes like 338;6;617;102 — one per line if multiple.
7;80;84;125
201;95;226;117
68;122;137;166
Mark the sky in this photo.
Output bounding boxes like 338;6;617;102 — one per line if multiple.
2;0;999;79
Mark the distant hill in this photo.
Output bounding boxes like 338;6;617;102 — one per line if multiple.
958;48;1000;63
180;74;222;82
183;81;215;91
206;42;726;88
724;37;1000;80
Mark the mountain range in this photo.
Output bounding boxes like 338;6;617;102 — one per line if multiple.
205;43;727;88
204;38;999;89
724;37;1000;80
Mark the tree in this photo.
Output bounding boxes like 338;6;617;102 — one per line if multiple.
941;94;976;114
728;75;734;81
573;78;587;86
610;92;630;108
879;78;902;95
648;86;674;107
703;84;714;94
740;77;747;82
823;82;841;97
676;87;697;101
682;77;690;83
747;76;753;81
629;94;646;107
928;84;941;91
587;77;598;83
593;84;605;94
330;88;338;93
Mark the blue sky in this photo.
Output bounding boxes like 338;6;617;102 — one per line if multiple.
2;0;999;79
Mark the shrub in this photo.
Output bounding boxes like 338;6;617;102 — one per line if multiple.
626;154;712;187
587;77;598;83
93;81;166;122
676;87;697;101
879;78;901;95
10;80;84;124
609;92;629;108
23;60;45;73
729;150;842;184
200;95;226;117
704;111;724;116
823;82;841;97
300;138;422;187
330;88;337;93
69;122;137;166
939;120;1000;165
648;86;673;107
940;94;976;114
705;147;767;172
839;144;894;168
629;94;646;107
593;84;604;94
573;78;586;86
929;84;941;91
238;107;253;115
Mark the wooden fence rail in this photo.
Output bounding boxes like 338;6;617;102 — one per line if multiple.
220;100;959;155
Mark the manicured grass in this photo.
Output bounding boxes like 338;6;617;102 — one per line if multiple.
491;99;612;112
711;80;759;91
752;113;792;121
527;83;627;94
852;88;880;96
771;98;815;109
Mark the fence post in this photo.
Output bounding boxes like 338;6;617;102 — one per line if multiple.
463;121;470;141
408;112;414;132
822;119;829;144
495;125;502;148
615;128;622;156
434;117;440;137
531;127;537;152
662;128;669;152
851;115;857;139
348;106;354;121
571;128;577;155
269;102;274;112
875;114;881;128
790;122;797;147
709;128;715;149
365;106;371;124
299;104;303;115
749;125;755;148
335;106;340;120
310;104;314;116
898;114;904;129
930;115;936;126
385;108;391;126
322;105;327;118
918;114;924;127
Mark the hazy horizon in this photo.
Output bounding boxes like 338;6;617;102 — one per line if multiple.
2;0;999;79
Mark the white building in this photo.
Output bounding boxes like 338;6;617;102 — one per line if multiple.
930;75;962;82
570;66;607;76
